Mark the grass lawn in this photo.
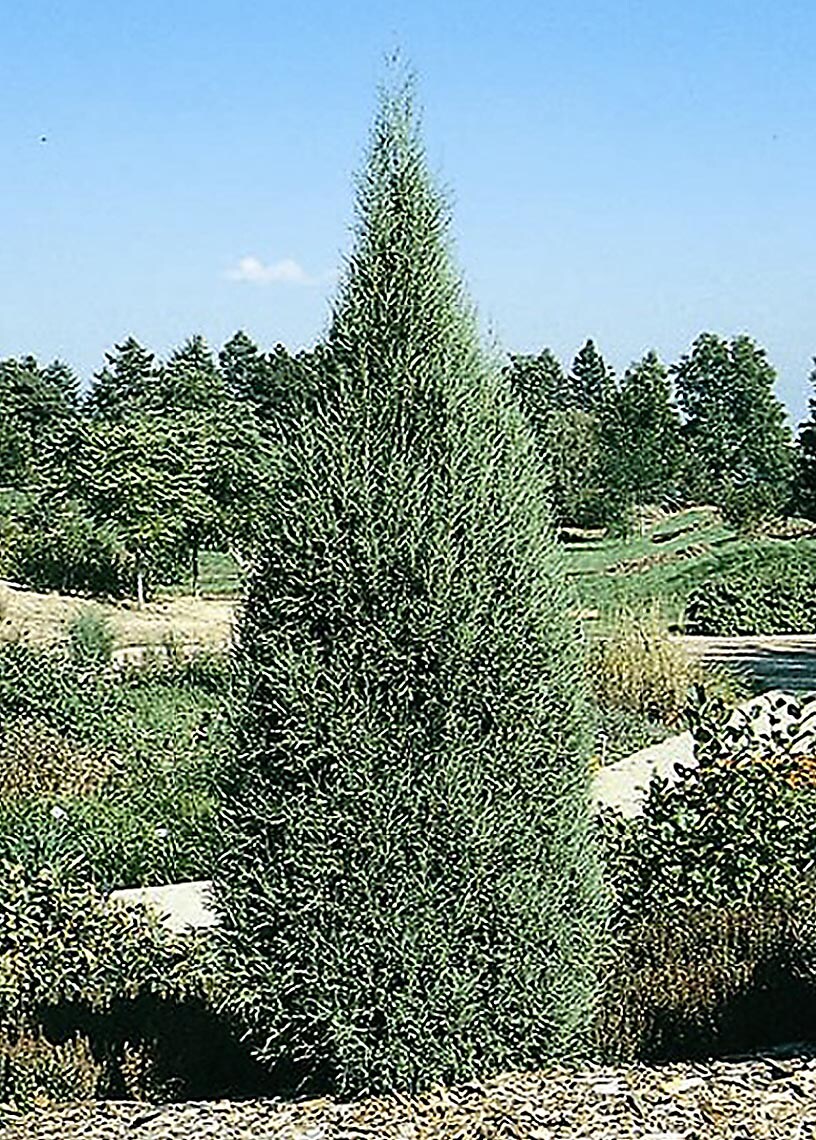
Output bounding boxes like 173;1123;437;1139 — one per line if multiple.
165;549;245;598
563;507;816;630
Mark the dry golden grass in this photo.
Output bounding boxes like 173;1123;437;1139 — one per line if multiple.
0;581;235;654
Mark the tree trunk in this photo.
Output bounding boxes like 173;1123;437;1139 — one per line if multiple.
135;555;145;609
191;534;200;596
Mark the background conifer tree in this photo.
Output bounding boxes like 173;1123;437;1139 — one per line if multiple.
596;351;683;527
85;337;160;422
672;332;793;509
505;346;569;430
794;357;816;520
216;71;605;1097
159;334;225;411
569;338;615;413
0;355;79;486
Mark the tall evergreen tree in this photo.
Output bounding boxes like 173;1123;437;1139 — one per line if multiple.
0;355;79;485
219;330;269;406
85;337;160;421
569;338;615;413
598;351;683;514
159;334;225;411
216;73;605;1096
505;347;569;435
220;332;318;434
672;333;793;506
794;358;816;520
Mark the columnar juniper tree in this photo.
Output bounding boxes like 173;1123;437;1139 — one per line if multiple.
216;73;605;1097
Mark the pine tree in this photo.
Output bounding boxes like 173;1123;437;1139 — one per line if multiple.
794;358;816;520
598;351;683;515
0;355;79;485
86;337;160;422
672;333;792;508
215;72;605;1097
505;347;569;434
220;331;318;434
569;338;615;413
159;334;225;411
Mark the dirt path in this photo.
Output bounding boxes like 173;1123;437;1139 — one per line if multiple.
680;633;816;691
0;581;235;652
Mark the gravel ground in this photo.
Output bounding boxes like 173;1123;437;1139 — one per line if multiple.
7;1051;816;1139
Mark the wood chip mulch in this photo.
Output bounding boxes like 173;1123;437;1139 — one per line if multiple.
5;1051;816;1139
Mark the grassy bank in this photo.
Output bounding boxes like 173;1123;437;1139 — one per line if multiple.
564;507;816;630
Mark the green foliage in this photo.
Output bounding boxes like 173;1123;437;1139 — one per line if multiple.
0;862;217;1110
597;690;816;1060
67;608;116;666
85;337;161;423
721;480;783;532
540;407;604;527
0;643;226;888
159;335;226;412
561;508;816;631
49;405;275;601
685;543;816;634
505;349;611;528
593;706;673;767
0;356;79;488
596;352;683;519
794;357;816;521
216;73;605;1097
673;333;793;506
4;498;131;597
219;332;319;438
505;347;569;426
569;339;615;413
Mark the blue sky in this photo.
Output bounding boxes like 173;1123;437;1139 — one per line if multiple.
2;0;815;422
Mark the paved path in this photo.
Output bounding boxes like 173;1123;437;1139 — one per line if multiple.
680;634;816;691
594;688;816;818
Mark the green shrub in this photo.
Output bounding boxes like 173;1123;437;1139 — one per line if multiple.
0;643;225;888
721;481;781;533
5;499;132;598
597;689;816;1060
685;544;816;634
67;607;116;666
215;76;606;1098
0;862;216;1109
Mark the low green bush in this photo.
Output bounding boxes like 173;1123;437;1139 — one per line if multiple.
67;607;116;666
0;862;225;1110
721;481;783;533
597;689;816;1060
685;544;816;634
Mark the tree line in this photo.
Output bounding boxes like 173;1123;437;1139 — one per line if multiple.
505;333;809;532
3;322;816;601
0;333;320;600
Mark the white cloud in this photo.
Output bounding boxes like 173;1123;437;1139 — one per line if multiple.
226;255;319;286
